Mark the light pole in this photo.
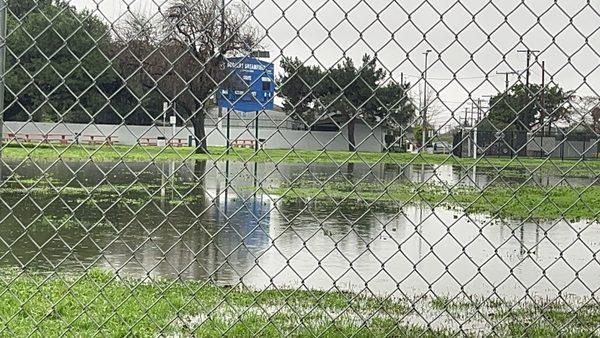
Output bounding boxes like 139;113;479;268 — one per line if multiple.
421;49;432;152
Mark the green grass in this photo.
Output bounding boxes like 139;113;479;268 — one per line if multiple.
271;181;600;221
2;144;600;177
3;170;599;221
1;269;598;337
0;269;442;337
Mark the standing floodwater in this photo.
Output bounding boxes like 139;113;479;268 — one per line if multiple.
0;159;598;300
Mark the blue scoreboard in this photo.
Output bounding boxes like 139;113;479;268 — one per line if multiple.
218;57;275;112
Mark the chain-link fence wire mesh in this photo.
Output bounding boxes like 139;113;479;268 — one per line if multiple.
0;0;600;336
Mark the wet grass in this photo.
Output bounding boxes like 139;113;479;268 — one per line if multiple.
2;144;600;176
426;295;600;336
0;269;598;337
499;306;600;336
271;181;600;221
0;269;443;337
3;173;599;221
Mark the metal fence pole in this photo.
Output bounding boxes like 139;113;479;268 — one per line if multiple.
254;110;259;152
0;0;6;152
220;0;228;154
473;127;477;159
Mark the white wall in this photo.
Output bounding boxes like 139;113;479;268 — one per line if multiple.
2;121;385;152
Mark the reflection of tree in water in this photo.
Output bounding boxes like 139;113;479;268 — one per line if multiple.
100;158;272;281
346;162;355;181
0;159;273;282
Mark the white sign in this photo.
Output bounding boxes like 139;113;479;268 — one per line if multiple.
226;62;267;71
170;116;176;125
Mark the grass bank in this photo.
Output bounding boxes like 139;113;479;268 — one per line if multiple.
0;269;430;337
2;144;600;176
0;269;597;337
2;171;598;221
271;182;600;221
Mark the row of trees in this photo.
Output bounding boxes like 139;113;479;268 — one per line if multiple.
6;0;120;123
6;1;596;154
5;0;256;153
278;55;415;151
5;0;417;152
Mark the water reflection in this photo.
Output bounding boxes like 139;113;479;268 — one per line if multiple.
0;158;598;300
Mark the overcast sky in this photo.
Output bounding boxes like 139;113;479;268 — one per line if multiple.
68;0;600;126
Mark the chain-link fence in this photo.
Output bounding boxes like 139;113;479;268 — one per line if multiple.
0;0;600;336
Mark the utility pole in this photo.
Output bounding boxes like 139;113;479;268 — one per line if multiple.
517;49;539;132
482;94;494;120
421;49;432;152
465;107;471;158
496;70;520;91
477;98;482;123
517;49;539;88
171;102;177;145
470;101;475;126
472;98;483;160
255;111;259;152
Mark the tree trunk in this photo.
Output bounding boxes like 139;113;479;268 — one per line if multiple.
348;116;356;152
192;111;209;154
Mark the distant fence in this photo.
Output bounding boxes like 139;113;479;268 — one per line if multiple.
453;129;600;159
453;129;527;157
529;132;600;159
2;121;385;152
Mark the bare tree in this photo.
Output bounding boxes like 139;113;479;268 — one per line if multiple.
569;96;600;134
117;0;257;153
412;86;446;146
415;86;445;127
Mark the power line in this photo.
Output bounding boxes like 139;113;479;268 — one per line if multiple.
402;73;502;81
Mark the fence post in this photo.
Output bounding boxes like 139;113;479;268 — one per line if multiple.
0;0;6;153
473;127;477;159
510;131;514;157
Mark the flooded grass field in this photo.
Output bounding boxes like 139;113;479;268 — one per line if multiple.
0;158;599;336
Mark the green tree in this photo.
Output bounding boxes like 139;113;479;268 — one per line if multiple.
279;55;414;151
375;80;415;135
278;57;326;125
7;0;52;18
4;1;118;123
488;83;572;131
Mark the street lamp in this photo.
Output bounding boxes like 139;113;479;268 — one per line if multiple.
421;49;432;152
